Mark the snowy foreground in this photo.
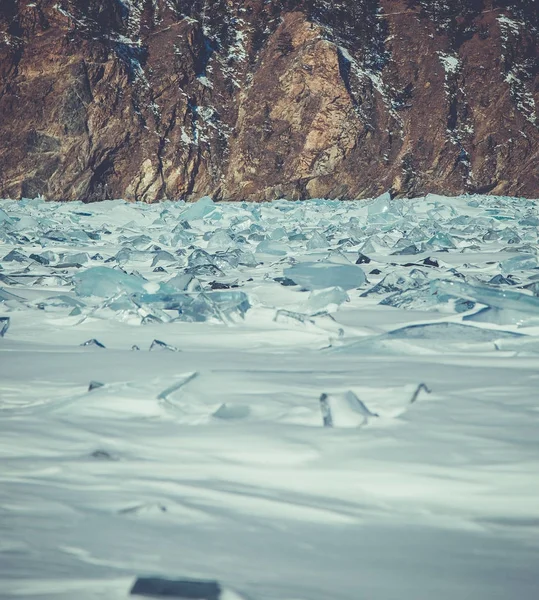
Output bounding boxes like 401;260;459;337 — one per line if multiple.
1;194;539;600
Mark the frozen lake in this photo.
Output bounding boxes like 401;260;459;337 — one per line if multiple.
1;194;539;599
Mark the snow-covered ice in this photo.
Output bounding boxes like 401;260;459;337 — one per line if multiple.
1;193;539;599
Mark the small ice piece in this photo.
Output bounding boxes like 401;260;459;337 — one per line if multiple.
274;309;315;326
463;306;539;327
151;250;176;267
307;287;349;313
273;277;297;287
391;243;421;256
213;404;251;420
130;578;222;599
425;232;456;250
367;191;392;215
0;316;9;337
180;196;217;221
206;229;235;251
74;267;146;298
284;262;365;291
307;231;328;250
88;381;105;392
0;287;25;303
356;253;371;265
29;253;50;265
488;274;516;286
3;249;27;262
81;339;106;348
149;339;180;352
255;240;289;256
320;391;379;428
213;249;241;269
423;257;439;268
188;249;215;268
410;383;432;404
319;394;333;427
500;254;538;274
0;207;12;224
91;450;115;460
362;271;426;297
432;279;539;315
167;274;202;293
387;322;520;342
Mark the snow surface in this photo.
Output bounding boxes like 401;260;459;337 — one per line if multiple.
1;194;539;599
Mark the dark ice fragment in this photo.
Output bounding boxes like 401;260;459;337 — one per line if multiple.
130;577;221;599
273;277;297;287
392;244;420;256
0;316;9;337
81;339;106;348
320;394;333;428
29;253;50;265
522;282;539;296
149;339;179;352
423;257;439;268
489;274;516;286
3;249;27;262
210;281;231;290
356;253;371;265
91;450;115;460
410;383;432;404
88;381;105;392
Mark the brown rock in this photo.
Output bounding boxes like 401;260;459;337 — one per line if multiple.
0;0;537;202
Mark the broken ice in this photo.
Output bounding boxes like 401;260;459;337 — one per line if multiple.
284;262;366;290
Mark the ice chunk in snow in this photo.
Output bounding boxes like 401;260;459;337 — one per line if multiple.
188;249;215;268
167;274;202;293
307;287;349;313
255;240;289;256
386;322;521;342
432;279;539;315
3;249;27;262
500;254;538;274
307;231;329;250
320;391;379;428
74;267;147;297
180;196;218;221
284;262;365;290
368;192;392;215
130;577;247;600
0;207;12;224
206;229;235;251
0;316;9;337
213;403;251;420
88;381;105;392
131;578;219;598
80;338;106;348
149;339;180;352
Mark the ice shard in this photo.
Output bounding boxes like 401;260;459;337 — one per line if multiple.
284;262;366;291
74;267;147;298
0;316;9;337
81;339;106;348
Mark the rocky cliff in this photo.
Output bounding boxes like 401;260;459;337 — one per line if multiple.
0;0;537;202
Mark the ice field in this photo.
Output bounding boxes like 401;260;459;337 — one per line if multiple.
1;194;539;599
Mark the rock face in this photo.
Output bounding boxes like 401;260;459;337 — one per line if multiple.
0;0;537;202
